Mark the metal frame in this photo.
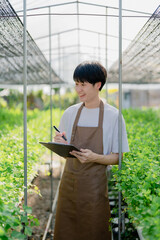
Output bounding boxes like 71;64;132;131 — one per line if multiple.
48;6;54;233
16;1;152;16
23;0;27;220
118;1;122;239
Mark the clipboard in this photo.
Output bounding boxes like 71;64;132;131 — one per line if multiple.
39;141;80;158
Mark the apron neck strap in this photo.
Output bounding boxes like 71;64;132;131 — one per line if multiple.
71;100;104;143
98;100;104;128
73;102;84;129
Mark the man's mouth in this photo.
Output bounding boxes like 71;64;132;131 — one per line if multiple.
79;94;85;98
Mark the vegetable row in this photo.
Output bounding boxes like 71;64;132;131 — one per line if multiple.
0;108;61;239
112;108;160;240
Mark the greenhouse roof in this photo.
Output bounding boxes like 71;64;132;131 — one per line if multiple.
0;0;63;85
0;0;160;85
108;5;160;84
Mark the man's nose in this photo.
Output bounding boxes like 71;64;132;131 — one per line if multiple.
77;86;83;93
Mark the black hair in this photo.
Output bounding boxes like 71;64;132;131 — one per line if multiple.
73;61;107;91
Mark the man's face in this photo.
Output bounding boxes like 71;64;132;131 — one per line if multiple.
75;81;100;104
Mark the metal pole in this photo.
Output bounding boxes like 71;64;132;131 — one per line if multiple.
118;0;122;240
58;33;61;78
105;7;108;101
62;48;65;81
23;0;27;211
98;33;100;62
49;6;53;234
58;33;62;117
23;0;27;238
93;47;96;61
77;0;80;64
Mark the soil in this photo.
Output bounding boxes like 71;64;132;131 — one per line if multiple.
27;155;63;240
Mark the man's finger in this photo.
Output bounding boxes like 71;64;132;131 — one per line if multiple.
80;149;89;153
71;150;83;155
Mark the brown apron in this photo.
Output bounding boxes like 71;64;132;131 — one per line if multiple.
54;100;111;240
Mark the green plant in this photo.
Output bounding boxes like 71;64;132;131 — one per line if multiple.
112;108;160;239
0;108;62;238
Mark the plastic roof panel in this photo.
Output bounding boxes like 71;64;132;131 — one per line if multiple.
0;0;63;85
1;0;160;85
108;6;160;84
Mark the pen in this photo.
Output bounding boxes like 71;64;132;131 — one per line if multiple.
53;125;67;141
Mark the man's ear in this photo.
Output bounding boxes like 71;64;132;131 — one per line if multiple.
95;82;101;90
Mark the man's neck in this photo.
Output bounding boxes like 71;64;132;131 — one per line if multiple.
84;97;101;109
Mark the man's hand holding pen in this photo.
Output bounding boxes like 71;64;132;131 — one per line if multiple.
54;131;68;144
53;126;68;144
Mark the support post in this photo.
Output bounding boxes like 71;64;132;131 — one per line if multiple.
23;0;27;210
105;7;108;101
49;6;53;233
98;33;100;62
77;0;80;64
58;33;61;78
118;0;122;240
23;0;27;238
62;48;65;81
58;33;62;117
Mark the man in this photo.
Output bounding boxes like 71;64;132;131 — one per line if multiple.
54;61;129;240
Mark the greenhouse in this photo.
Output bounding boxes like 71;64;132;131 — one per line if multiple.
0;0;160;240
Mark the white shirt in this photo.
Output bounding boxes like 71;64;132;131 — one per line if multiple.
59;102;129;155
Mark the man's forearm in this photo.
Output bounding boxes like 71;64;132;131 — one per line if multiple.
93;153;121;165
70;149;122;165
